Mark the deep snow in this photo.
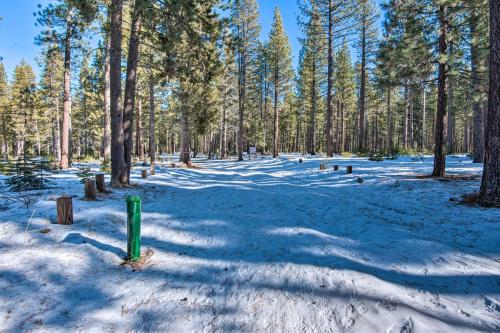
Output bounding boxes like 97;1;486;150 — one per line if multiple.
0;155;499;332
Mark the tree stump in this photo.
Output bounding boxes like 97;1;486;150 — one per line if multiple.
95;174;105;192
320;163;325;170
84;179;97;201
171;163;176;168
347;166;353;174
334;165;339;171
57;196;73;225
299;158;303;163
141;170;147;179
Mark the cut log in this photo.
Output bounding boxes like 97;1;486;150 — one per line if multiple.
347;166;353;174
334;165;339;171
57;196;73;225
141;170;147;178
84;179;97;201
95;173;105;192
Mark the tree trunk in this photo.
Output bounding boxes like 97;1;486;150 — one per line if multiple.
359;22;366;152
84;179;97;201
387;87;393;152
325;1;334;157
57;196;73;225
310;61;317;155
136;94;144;160
148;60;156;174
447;50;455;154
272;69;279;158
95;173;105;192
60;14;73;169
432;5;449;177
123;0;144;183
479;0;500;206
110;0;127;186
103;27;112;162
220;93;227;159
237;50;246;161
470;10;484;163
180;102;190;164
403;81;409;149
422;84;427;150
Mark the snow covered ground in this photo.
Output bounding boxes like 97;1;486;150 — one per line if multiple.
0;155;499;332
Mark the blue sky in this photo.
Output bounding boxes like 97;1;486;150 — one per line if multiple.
0;1;383;79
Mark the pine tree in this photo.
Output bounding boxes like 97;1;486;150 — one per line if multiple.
0;63;10;160
36;0;98;169
11;62;37;159
334;41;356;153
267;7;293;158
299;4;325;155
230;0;261;161
356;0;379;152
478;0;500;206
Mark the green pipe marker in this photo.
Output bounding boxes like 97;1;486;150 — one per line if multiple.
126;195;142;262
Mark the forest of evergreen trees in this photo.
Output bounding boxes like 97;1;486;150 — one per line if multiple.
0;0;498;205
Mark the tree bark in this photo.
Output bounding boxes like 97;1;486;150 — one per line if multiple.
60;12;73;169
220;93;227;159
136;94;144;160
479;0;500;206
95;173;105;192
310;61;317;155
447;49;455;154
432;5;449;177
84;179;97;201
272;68;279;158
470;10;484;163
123;0;144;183
148;58;156;174
359;21;367;152
403;81;409;149
422;84;427;150
110;0;127;186
57;196;73;225
103;27;112;162
325;0;334;157
387;87;393;152
180;100;191;164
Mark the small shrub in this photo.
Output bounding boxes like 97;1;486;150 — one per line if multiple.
100;159;111;173
76;166;93;184
369;153;384;162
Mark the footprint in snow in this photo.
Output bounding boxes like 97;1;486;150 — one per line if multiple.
484;297;500;313
341;304;356;329
378;297;398;311
387;317;413;333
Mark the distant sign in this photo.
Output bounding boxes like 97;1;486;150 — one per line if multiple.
249;146;257;154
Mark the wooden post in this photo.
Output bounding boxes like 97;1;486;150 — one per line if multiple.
95;173;105;192
141;170;147;178
320;163;325;170
57;196;73;225
84;179;97;201
347;166;353;174
150;167;155;176
334;165;339;171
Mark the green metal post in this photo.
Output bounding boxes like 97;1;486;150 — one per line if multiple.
126;195;141;261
